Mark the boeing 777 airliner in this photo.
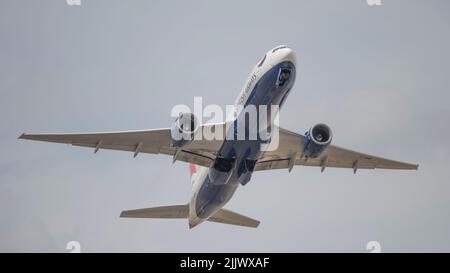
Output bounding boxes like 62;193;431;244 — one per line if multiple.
19;45;418;228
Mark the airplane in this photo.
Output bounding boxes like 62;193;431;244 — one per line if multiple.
19;45;418;229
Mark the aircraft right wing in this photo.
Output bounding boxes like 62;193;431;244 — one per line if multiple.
255;127;418;172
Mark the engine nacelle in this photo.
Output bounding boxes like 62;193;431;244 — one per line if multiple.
303;123;333;158
170;113;198;148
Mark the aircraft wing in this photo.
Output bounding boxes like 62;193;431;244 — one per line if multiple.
18;123;228;168
255;127;418;172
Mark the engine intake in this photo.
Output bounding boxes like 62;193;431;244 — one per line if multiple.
303;123;332;158
170;113;198;148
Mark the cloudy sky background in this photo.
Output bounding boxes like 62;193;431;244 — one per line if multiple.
1;0;449;252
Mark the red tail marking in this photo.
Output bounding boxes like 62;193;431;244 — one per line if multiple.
189;164;197;177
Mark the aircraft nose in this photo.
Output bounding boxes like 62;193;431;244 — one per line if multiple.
280;48;297;66
270;45;297;67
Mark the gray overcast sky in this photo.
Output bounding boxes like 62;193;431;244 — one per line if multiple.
1;0;449;252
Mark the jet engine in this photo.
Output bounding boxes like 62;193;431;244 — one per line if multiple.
303;123;332;158
170;113;198;148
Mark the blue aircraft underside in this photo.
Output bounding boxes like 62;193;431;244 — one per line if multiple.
195;61;296;219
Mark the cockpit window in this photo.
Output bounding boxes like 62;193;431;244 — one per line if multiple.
257;54;266;67
272;45;288;53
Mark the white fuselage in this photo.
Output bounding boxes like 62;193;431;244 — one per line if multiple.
188;46;297;228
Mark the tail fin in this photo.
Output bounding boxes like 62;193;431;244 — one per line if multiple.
189;163;198;177
189;163;198;184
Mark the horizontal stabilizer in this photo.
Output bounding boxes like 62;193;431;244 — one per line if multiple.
207;208;260;228
120;204;260;228
120;204;188;219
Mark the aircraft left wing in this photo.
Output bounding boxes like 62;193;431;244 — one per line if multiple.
18;123;227;168
255;127;418;173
